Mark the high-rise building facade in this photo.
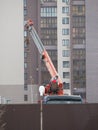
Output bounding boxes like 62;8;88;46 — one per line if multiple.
40;0;57;84
57;0;86;98
57;0;71;95
24;0;40;103
23;0;59;103
25;0;86;99
24;0;57;86
24;0;40;85
70;0;86;99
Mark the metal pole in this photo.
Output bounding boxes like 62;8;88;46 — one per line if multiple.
40;98;43;130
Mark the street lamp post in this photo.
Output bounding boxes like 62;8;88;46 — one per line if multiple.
39;86;45;130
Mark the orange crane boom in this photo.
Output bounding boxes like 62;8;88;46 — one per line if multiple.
25;19;63;95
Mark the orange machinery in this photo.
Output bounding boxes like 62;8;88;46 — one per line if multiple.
25;20;63;95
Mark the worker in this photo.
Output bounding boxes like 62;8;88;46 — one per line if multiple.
50;75;58;83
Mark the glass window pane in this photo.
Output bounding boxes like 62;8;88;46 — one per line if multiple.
62;7;69;13
24;94;28;101
24;0;27;7
62;0;69;4
62;29;69;35
62;39;69;46
62;17;69;24
62;50;69;57
63;72;69;78
63;61;70;68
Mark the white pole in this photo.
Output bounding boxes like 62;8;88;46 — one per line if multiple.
40;98;43;130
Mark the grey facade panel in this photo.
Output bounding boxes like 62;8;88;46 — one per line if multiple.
86;0;98;102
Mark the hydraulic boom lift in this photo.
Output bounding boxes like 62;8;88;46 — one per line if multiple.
25;19;63;95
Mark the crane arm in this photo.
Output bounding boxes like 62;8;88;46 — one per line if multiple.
25;20;62;84
25;20;63;95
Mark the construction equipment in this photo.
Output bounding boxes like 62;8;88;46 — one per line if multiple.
25;19;63;95
25;19;83;104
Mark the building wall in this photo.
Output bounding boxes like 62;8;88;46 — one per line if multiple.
0;85;24;104
23;0;40;103
57;0;71;94
70;0;86;100
40;1;57;84
0;0;24;103
24;0;40;85
86;0;98;103
0;0;24;85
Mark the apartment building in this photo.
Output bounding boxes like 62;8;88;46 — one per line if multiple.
24;0;57;86
70;0;86;99
24;0;40;103
57;0;71;95
40;0;57;84
24;0;86;100
20;0;98;103
57;0;86;98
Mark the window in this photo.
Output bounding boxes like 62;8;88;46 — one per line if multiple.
63;82;70;89
24;31;27;37
62;17;69;24
24;9;27;16
62;7;69;13
72;28;85;38
72;5;85;16
73;16;85;27
41;18;57;28
43;0;57;2
63;61;70;68
42;39;57;46
24;73;27;80
24;62;27;68
63;72;69;78
48;50;57;59
73;49;85;58
24;84;28;90
62;29;69;35
62;39;69;46
24;52;27;58
73;38;85;45
41;7;57;17
24;95;28;101
62;50;69;57
24;0;27;7
41;28;57;39
62;0;69;4
24;41;27;48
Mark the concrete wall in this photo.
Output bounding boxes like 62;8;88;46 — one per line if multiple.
1;104;98;130
86;0;98;102
0;85;24;104
57;0;70;81
57;0;71;94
